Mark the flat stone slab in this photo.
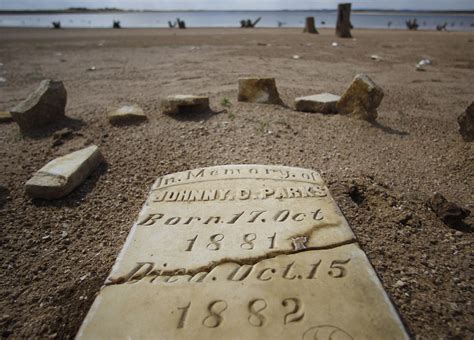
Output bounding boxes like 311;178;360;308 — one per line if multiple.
77;165;408;339
161;95;209;115
0;111;12;123
26;145;103;199
294;93;341;114
107;105;146;125
238;77;283;105
11;79;67;132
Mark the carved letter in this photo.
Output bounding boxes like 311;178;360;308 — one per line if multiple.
228;265;252;281
237;189;250;200
283;261;298;280
203;190;217;201
260;188;274;199
256;268;275;281
137;213;164;226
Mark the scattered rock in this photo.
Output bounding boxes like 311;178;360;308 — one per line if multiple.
428;193;470;228
336;74;384;121
458;102;474;142
107;105;147;125
238;77;283;105
25;145;104;199
161;95;210;115
10;79;67;132
0;111;12;123
294;93;341;114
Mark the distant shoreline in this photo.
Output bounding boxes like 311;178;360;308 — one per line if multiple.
0;9;473;15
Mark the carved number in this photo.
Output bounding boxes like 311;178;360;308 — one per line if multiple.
328;259;351;278
282;298;305;324
268;232;276;249
248;210;266;223
248;299;267;327
176;302;191;329
207;234;224;251
185;235;198;251
202;300;228;328
241;233;257;250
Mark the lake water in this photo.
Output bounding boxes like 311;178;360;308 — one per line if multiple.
0;11;473;31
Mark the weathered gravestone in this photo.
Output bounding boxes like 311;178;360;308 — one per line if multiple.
77;165;408;339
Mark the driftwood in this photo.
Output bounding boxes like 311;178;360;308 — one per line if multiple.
240;17;261;28
168;18;186;29
406;18;418;30
436;23;448;31
52;21;61;29
177;18;186;29
336;3;352;38
303;17;318;34
113;20;121;29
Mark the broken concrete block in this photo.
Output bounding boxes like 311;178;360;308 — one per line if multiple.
77;165;408;339
0;111;12;123
238;77;283;105
336;74;384;121
161;95;209;115
295;93;341;114
11;79;67;132
107;105;147;125
26;145;104;199
458;102;474;142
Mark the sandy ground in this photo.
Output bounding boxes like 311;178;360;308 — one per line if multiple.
0;27;473;339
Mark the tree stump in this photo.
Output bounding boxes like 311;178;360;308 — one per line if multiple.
336;3;352;38
303;17;318;34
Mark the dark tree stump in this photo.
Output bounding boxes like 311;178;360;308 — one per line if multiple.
336;3;352;38
303;17;318;34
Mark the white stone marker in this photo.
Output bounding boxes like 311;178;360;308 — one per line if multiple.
77;165;408;340
26;145;103;199
107;105;147;125
294;93;341;114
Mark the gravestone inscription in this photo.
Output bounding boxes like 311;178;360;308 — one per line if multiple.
77;165;408;339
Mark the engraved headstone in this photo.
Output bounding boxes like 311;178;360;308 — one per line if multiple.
77;165;408;339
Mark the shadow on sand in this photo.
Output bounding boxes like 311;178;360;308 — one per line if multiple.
20;116;86;139
167;107;220;122
370;121;409;136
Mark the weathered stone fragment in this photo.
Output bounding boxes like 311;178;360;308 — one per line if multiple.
295;93;341;114
336;74;384;121
0;111;12;123
238;77;283;105
26;145;103;199
77;165;408;339
161;95;209;115
107;105;146;125
429;192;470;227
11;79;67;132
458;102;474;142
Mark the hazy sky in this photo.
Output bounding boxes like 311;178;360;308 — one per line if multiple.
1;0;473;11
